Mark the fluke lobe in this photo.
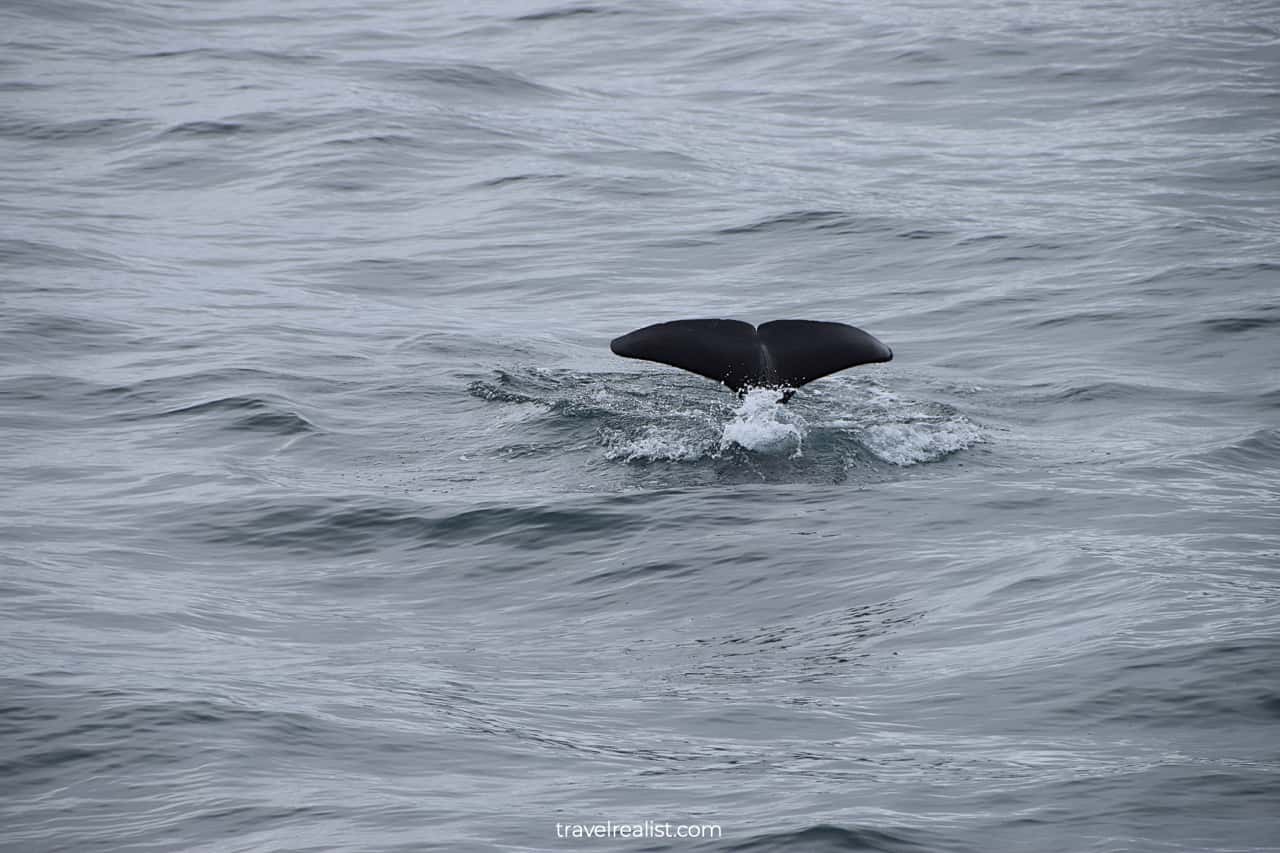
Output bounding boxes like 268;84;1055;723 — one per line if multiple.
610;319;892;396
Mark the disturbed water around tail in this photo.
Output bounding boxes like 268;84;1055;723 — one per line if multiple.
3;1;1278;851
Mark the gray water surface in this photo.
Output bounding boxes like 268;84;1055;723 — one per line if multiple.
3;1;1279;851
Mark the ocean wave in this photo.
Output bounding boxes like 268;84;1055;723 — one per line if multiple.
183;495;636;554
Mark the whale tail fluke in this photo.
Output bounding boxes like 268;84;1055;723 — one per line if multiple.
610;318;892;393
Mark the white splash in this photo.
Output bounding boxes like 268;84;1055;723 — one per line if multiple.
602;425;713;462
821;380;985;466
718;388;806;456
858;417;984;465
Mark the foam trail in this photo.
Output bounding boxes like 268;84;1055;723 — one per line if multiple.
719;389;805;456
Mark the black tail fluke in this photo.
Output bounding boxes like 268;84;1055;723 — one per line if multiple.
609;318;892;393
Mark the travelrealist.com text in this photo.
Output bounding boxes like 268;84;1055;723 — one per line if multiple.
555;821;722;840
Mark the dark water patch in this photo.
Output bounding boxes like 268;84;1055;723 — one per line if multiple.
1133;261;1280;295
2;690;238;790
1027;381;1229;407
175;803;346;839
992;251;1062;264
186;496;635;555
160;110;327;139
0;559;47;597
162;120;247;138
0;683;404;797
1;0;165;26
95;367;346;406
142;396;316;435
574;560;696;587
979;44;1030;58
3;312;137;357
716;209;907;238
955;233;1011;246
717;209;851;235
352;60;562;98
1121;766;1280;828
640;236;718;250
1031;310;1130;328
19;377;325;435
1070;639;1280;727
109;152;251;190
321;132;418;148
0;115;147;143
976;493;1058;513
135;47;325;66
695;601;920;671
303;253;442;294
0;375;114;406
890;48;950;66
1198;305;1280;333
720;823;957;852
890;77;951;88
515;5;617;22
480;172;568;188
0;238;126;270
557;145;703;175
988;61;1133;87
943;238;1094;271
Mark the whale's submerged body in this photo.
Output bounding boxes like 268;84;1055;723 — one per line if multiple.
610;319;892;396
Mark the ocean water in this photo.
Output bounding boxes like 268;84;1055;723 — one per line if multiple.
2;0;1278;850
